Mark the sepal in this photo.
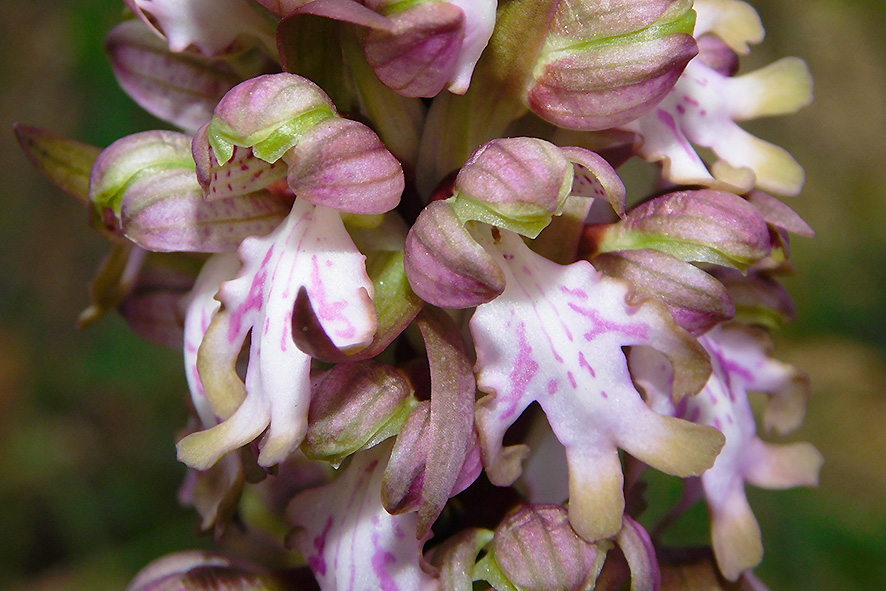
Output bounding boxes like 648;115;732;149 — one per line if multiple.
106;20;243;133
475;504;606;591
301;360;416;465
14;124;100;205
527;0;698;130
585;190;771;271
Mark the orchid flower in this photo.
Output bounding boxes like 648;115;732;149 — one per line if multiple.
630;324;822;580
16;1;825;589
621;0;813;196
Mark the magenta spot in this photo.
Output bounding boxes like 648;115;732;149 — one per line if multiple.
560;285;589;300
371;533;400;591
568;371;577;389
521;265;532;276
228;247;274;342
709;392;718;405
308;517;333;577
578;351;596;377
700;110;707;116
713;417;723;431
547;379;559;396
676;104;686;114
600;390;608;399
240;164;250;171
683;95;700;107
726;414;734;425
310;255;357;341
502;322;540;420
568;303;649;342
656;108;695;158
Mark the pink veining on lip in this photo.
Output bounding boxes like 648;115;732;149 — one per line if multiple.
567;302;650;342
657;108;696;158
310;254;357;340
502;322;539;420
227;246;273;342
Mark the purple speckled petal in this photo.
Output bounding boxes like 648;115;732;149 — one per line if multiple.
287;444;439;591
404;199;505;308
471;228;722;542
193;123;289;201
177;200;377;469
560;146;627;217
126;0;276;56
106;21;242;133
633;323;822;580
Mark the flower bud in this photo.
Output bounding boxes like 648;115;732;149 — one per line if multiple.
585;189;771;271
126;551;289;591
483;504;605;591
301;361;415;466
592;249;735;335
527;0;698;130
90;130;195;233
198;73;404;213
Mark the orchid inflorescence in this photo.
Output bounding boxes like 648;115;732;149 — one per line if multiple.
16;0;822;589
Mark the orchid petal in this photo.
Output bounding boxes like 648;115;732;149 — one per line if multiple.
527;1;698;130
693;0;764;55
106;21;242;133
126;0;276;56
381;308;480;536
120;263;196;347
471;228;722;541
284;117;404;214
445;0;496;94
364;2;465;98
193;123;289;200
177;200;377;469
287;444;439;591
632;323;822;580
183;253;242;427
616;515;660;591
622;58;812;196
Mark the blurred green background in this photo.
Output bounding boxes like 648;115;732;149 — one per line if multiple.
1;1;884;589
